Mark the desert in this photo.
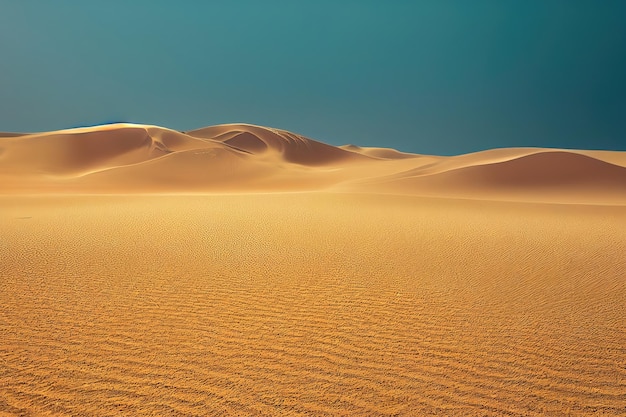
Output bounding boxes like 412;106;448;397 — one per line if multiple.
1;123;625;415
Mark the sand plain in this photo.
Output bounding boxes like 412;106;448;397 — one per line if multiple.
1;124;625;415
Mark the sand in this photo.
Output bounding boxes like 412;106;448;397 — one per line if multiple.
1;124;625;415
3;123;625;203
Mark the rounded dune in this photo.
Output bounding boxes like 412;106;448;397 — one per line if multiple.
187;123;372;166
445;151;626;188
356;150;626;203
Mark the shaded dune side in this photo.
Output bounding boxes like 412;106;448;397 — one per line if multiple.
358;151;626;201
187;124;373;165
0;132;28;138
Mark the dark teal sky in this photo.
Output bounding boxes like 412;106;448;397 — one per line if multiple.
1;1;625;155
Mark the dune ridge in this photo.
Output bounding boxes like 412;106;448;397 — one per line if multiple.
187;123;374;166
1;123;625;203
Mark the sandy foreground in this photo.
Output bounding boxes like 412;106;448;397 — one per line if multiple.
1;124;625;415
1;193;624;416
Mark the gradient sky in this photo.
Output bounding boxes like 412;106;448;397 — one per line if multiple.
1;1;625;155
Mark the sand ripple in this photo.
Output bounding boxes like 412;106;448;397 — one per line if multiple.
1;194;624;415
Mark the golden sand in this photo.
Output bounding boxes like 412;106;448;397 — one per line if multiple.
2;123;625;204
0;124;625;415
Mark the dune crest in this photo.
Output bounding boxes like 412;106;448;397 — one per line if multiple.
1;123;625;204
187;123;371;165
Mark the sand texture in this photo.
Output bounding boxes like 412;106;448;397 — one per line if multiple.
1;124;625;415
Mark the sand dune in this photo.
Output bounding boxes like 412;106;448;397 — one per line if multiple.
354;150;626;204
0;123;378;193
187;123;371;165
1;122;625;204
0;124;220;176
437;151;626;188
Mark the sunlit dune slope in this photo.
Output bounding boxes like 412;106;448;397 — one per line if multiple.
1;122;625;203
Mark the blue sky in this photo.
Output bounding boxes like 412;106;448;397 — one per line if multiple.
1;1;625;154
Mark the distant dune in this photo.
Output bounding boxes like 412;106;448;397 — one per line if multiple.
1;122;625;203
353;149;626;204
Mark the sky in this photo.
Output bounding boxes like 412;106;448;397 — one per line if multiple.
1;1;625;155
